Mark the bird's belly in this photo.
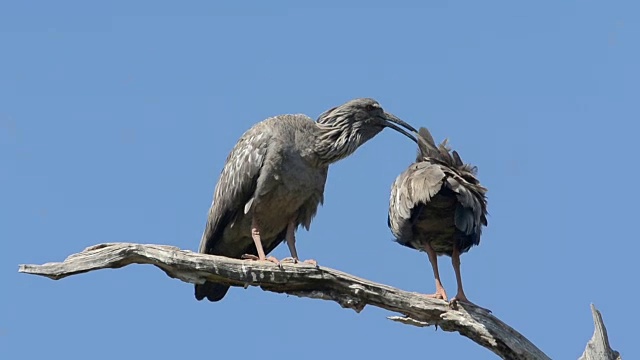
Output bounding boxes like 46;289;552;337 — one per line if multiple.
216;209;291;257
216;155;325;257
411;197;458;256
219;177;322;255
411;212;478;256
257;157;324;222
414;220;456;254
255;181;320;231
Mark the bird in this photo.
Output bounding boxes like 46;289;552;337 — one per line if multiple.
388;127;488;308
195;98;418;302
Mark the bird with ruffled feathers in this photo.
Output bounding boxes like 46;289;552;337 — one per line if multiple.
388;127;488;309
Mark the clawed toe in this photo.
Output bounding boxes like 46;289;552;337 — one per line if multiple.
301;259;318;267
280;257;298;264
424;293;447;301
448;296;491;313
423;288;448;301
279;257;318;267
241;254;281;265
265;256;280;264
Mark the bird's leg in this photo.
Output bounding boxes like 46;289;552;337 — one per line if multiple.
284;221;299;261
280;221;317;266
241;218;279;264
449;244;468;304
449;244;491;312
423;242;448;301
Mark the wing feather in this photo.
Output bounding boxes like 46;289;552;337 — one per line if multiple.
388;162;446;240
198;122;271;254
444;170;488;237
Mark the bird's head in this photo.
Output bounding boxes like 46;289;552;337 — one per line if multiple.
315;98;417;163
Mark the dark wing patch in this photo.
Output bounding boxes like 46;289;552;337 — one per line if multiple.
198;122;271;254
443;162;488;239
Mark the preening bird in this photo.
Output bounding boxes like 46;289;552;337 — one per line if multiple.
196;98;418;302
388;127;488;307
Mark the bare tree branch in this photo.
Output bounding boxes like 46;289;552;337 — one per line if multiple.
579;304;621;360
20;242;612;360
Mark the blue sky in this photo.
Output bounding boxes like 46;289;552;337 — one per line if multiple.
2;1;638;359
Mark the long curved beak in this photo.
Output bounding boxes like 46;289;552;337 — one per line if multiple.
383;112;418;143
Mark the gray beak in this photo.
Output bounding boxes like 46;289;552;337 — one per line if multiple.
382;112;418;143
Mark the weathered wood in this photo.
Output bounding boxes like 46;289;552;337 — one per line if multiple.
19;242;569;360
579;304;621;360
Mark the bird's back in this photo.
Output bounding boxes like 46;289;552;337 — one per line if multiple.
388;127;488;257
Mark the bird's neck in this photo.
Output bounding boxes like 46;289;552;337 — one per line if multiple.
313;124;362;165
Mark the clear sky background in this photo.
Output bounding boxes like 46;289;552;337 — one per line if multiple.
2;1;638;359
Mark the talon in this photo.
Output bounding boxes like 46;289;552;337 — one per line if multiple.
422;287;448;302
266;256;279;263
265;256;282;267
448;298;459;310
241;254;281;266
424;293;447;301
280;257;298;264
279;257;318;267
301;259;318;267
449;295;491;313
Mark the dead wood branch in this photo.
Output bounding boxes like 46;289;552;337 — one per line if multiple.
18;242;614;360
579;304;621;360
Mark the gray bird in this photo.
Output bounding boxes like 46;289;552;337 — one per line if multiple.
196;98;417;302
388;127;488;307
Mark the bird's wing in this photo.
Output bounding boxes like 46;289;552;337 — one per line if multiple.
443;169;488;237
388;161;447;238
415;126;487;236
198;122;271;254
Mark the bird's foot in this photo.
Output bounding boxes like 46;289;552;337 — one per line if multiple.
280;257;318;267
448;294;491;313
423;288;448;301
304;259;318;267
241;254;280;265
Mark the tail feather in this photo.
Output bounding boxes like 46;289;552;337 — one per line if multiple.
194;228;288;302
195;282;230;302
416;127;439;160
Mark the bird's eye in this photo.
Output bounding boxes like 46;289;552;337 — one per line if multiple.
366;104;376;111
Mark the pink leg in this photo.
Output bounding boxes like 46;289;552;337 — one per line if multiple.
285;221;299;260
449;244;490;312
423;242;448;301
450;245;468;303
280;221;317;266
241;217;279;264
